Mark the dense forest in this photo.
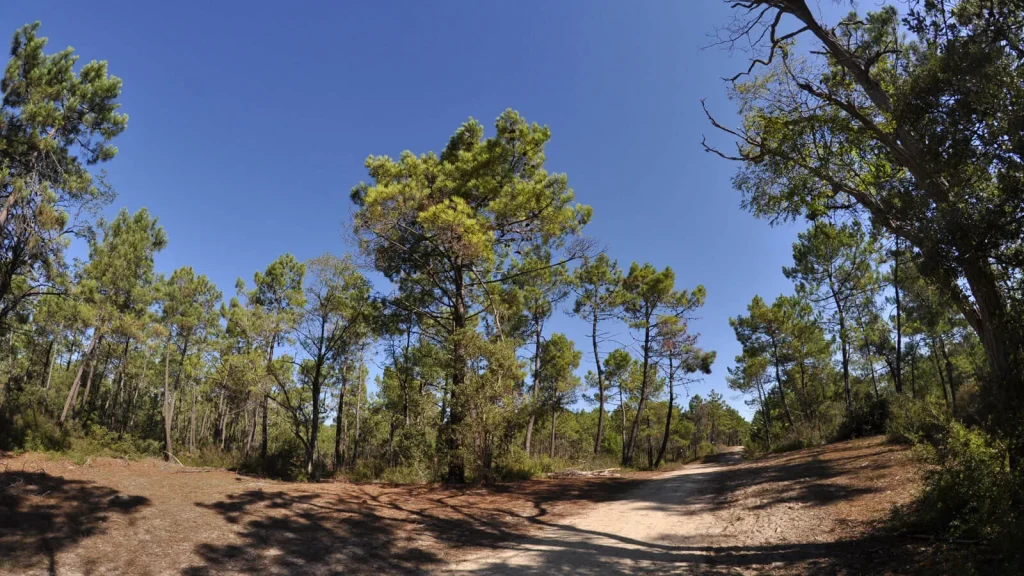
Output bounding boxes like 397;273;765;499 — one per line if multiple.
0;22;745;485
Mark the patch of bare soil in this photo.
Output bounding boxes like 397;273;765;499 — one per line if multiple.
450;437;938;575
0;453;642;575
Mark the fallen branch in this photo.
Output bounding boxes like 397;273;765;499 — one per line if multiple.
163;452;185;467
547;467;621;478
173;467;219;474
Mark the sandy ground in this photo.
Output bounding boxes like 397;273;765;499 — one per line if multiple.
448;440;930;575
1;437;934;575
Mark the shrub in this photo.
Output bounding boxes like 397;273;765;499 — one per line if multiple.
892;421;1024;570
492;447;564;481
238;437;307;480
885;395;947;445
834;395;890;441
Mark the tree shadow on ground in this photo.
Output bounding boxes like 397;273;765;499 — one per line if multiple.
625;443;900;518
183;442;928;575
181;475;652;575
0;468;150;575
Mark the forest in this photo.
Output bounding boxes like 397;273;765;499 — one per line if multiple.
0;22;744;486
3;0;1024;570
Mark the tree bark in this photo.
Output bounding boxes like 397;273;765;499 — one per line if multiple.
623;322;651;467
591;313;606;455
59;329;102;426
334;365;347;471
549;409;557;459
525;322;541;457
445;267;467;483
163;337;174;461
771;335;795;427
893;235;903;393
655;359;674;468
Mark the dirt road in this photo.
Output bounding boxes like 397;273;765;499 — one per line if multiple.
1;437;926;575
447;441;924;575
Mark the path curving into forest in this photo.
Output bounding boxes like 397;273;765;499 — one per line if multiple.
445;440;924;575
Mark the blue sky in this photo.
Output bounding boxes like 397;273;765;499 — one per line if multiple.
1;1;853;417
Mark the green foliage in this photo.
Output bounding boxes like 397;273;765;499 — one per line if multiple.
884;395;948;446
891;422;1022;565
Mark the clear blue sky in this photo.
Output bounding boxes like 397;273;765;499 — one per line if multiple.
2;1;852;417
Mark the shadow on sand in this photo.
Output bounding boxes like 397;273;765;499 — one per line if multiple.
0;467;150;575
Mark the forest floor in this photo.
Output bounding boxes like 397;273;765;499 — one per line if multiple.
0;437;947;575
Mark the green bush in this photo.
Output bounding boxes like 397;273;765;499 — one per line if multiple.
238;437;307;480
915;423;1018;540
492;447;564;481
890;421;1023;571
885;395;947;445
834;395;890;441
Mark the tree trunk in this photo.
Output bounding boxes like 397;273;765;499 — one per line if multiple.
931;336;950;408
864;332;880;401
623;323;651;467
445;267;467;483
836;304;852;413
525;322;542;457
334;366;347;471
619;383;626;460
771;336;795;427
549;409;557;459
261;340;275;467
655;359;674;468
755;377;772;449
353;367;362;464
893;235;903;393
163;338;174;461
306;354;324;478
189;382;197;454
909;338;917;397
40;340;54;390
938;335;958;412
591;313;606;455
645;412;654;469
59;329;102;426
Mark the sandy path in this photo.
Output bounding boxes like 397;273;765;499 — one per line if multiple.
445;448;749;575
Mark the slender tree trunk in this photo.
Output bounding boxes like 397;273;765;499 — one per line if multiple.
864;332;880;401
624;323;652;467
591;313;606;455
189;382;197;453
931;337;950;408
893;235;903;393
81;347;110;416
306;353;324;477
258;338;276;467
525;322;542;457
655;359;674;468
334;365;347;471
40;340;54;390
65;335;76;372
353;366;362;463
619;383;626;460
836;303;852;413
645;412;654;469
909;338;917;397
938;335;958;412
59;328;101;425
771;337;795;427
549;408;557;459
163;337;174;461
755;377;772;449
445;267;467;483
